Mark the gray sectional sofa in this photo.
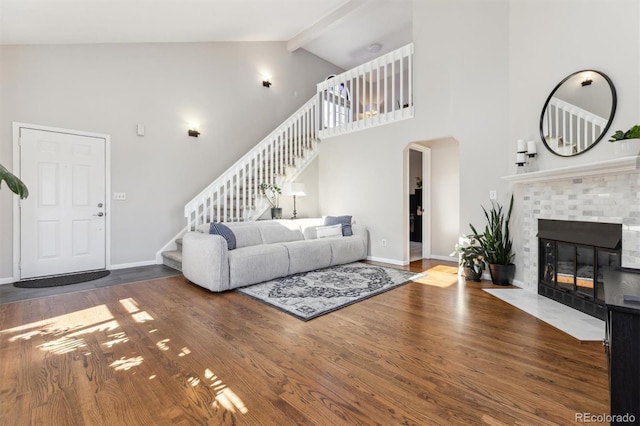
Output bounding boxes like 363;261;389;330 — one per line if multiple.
182;218;368;292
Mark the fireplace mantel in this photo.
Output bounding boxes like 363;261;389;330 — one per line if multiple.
502;156;640;184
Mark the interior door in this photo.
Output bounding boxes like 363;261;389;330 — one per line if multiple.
20;128;106;278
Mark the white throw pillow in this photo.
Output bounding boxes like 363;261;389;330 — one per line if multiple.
316;224;343;239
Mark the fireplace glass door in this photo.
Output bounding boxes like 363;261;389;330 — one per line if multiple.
540;241;621;302
576;246;595;298
556;243;576;292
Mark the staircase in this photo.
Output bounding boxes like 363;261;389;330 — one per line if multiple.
158;43;415;271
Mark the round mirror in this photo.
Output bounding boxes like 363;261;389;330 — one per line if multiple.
539;70;616;157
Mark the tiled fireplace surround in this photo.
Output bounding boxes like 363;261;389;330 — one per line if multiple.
510;157;640;291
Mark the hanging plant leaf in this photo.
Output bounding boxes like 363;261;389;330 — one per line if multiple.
0;163;29;199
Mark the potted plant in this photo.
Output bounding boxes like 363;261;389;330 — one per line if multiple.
469;195;515;286
609;125;640;157
451;236;486;282
0;163;29;199
259;183;282;219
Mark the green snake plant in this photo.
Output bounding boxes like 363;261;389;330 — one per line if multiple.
469;194;514;265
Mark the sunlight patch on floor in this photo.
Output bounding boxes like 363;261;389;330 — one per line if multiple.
413;265;460;288
2;297;250;416
205;368;249;414
110;356;144;371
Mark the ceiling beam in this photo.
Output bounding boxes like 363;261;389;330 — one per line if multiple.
286;0;368;52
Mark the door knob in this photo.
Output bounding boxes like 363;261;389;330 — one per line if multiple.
98;203;104;208
94;212;104;217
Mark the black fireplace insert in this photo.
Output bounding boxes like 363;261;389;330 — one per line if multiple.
538;219;622;320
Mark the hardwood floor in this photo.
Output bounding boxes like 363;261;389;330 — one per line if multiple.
0;260;609;425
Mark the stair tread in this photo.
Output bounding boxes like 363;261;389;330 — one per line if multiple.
162;250;182;261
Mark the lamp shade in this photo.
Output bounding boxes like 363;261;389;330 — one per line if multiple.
282;182;306;197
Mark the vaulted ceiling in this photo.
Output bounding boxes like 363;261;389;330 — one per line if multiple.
0;0;413;70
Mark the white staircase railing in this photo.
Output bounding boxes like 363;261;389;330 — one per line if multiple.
317;43;414;139
184;96;319;230
543;97;608;155
157;44;417;265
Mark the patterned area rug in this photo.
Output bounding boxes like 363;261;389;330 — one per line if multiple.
237;262;422;321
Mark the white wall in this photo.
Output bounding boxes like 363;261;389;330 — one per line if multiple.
508;0;640;284
0;42;341;279
320;0;639;270
508;0;640;173
319;0;510;264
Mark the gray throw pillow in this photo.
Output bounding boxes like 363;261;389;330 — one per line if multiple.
209;222;236;250
324;215;352;236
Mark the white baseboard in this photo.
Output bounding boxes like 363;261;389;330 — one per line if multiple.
429;254;458;262
110;260;159;270
511;278;524;289
0;277;15;285
366;256;408;266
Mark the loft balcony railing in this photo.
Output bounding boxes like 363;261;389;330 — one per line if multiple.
316;43;414;139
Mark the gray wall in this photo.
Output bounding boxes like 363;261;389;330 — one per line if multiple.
0;42;341;279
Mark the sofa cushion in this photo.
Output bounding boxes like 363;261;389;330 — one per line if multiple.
316;224;343;239
226;223;263;248
324;215;353;236
228;244;289;287
259;223;304;244
283;239;332;275
209;222;236;250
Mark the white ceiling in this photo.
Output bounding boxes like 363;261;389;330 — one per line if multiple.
0;0;413;70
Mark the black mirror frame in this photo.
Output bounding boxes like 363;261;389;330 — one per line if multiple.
539;69;617;157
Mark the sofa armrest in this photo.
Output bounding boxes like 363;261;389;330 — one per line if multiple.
182;232;230;292
351;224;369;253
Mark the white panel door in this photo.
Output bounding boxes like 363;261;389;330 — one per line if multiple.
20;128;106;278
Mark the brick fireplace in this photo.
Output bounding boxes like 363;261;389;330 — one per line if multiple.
506;157;640;297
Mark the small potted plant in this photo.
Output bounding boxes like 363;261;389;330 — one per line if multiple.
259;183;282;219
451;236;486;282
609;125;640;157
469;195;515;286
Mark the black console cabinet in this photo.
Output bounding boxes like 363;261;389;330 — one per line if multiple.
604;268;640;425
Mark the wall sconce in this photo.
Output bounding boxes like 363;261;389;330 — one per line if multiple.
188;124;200;137
515;139;538;172
262;77;272;88
581;78;593;87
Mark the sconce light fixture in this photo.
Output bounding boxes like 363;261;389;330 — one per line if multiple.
515;138;538;171
581;78;593;87
188;124;200;137
262;74;272;88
